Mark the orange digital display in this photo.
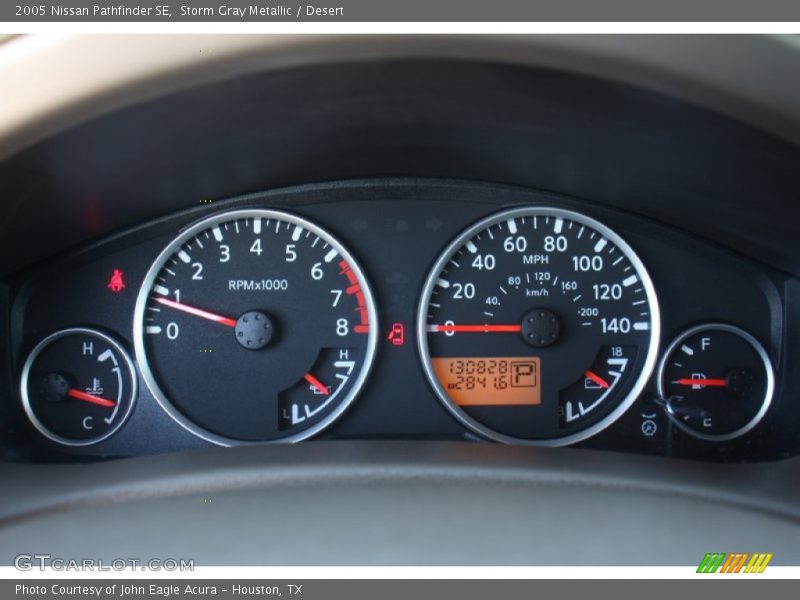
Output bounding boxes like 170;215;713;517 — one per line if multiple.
432;357;541;406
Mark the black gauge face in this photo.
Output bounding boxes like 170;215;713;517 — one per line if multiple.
418;207;660;445
134;210;378;444
657;324;774;441
20;328;136;446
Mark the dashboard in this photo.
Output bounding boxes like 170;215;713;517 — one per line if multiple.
4;179;797;463
1;34;800;566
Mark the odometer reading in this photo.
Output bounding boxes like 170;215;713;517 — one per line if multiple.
432;357;541;406
418;206;660;445
134;209;378;445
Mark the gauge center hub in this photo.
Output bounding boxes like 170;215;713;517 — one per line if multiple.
40;372;70;403
520;308;561;348
234;310;274;350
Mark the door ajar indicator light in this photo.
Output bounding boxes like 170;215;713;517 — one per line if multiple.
387;323;405;346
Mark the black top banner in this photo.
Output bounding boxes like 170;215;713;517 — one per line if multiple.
5;0;800;22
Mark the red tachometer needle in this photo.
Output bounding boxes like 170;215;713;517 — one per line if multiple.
155;297;237;328
584;370;611;389
67;389;116;408
430;324;522;333
304;373;330;396
674;378;727;387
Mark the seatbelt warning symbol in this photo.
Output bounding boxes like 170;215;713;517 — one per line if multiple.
107;269;126;293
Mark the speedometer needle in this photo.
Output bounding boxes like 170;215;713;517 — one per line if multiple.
429;324;522;333
68;389;116;408
155;297;237;328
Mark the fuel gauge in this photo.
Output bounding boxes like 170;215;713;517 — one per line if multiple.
657;324;774;441
20;328;137;446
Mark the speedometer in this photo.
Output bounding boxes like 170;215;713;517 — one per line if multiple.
417;206;660;445
134;209;377;445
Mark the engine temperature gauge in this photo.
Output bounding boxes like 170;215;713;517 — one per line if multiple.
657;324;774;441
20;328;137;446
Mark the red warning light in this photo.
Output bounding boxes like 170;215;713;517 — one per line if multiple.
387;323;405;346
107;269;126;293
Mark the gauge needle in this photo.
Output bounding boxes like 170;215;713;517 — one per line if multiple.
584;370;611;389
155;297;237;328
674;378;727;387
304;373;330;396
430;324;522;333
67;388;116;408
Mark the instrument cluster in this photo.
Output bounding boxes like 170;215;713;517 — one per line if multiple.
4;180;797;462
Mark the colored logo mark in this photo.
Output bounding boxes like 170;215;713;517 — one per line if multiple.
697;552;773;573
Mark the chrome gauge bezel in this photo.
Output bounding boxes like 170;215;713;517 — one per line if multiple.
20;327;138;447
133;208;379;447
656;323;774;442
416;205;661;446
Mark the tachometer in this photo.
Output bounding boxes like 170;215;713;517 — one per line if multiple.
417;206;660;445
134;209;377;445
